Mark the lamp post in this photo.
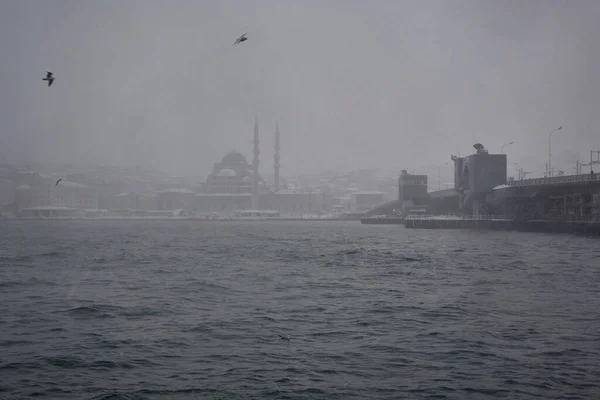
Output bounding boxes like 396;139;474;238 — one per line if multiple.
548;126;563;177
501;141;514;154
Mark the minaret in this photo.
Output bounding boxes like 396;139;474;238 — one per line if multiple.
252;116;260;209
274;122;280;192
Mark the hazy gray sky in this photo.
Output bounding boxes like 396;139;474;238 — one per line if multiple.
1;0;599;178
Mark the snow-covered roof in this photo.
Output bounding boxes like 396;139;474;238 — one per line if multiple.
353;191;386;195
216;168;237;177
159;188;195;194
21;206;76;211
56;180;89;188
275;190;322;195
195;193;251;197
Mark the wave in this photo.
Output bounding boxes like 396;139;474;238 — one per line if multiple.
63;305;122;319
2;221;599;400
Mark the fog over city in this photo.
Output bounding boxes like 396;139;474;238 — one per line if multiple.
3;2;600;398
1;0;599;178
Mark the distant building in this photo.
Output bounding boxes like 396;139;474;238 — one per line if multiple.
204;151;265;194
14;184;35;210
261;190;333;215
52;180;99;209
13;177;98;211
17;206;78;218
197;123;339;216
197;151;269;214
398;170;428;214
0;166;16;210
352;191;386;212
453;144;507;215
155;188;196;211
111;192;142;210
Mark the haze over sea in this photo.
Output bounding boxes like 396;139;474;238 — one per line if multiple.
1;221;599;399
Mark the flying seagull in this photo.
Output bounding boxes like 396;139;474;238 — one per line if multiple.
42;71;55;87
233;33;247;45
55;179;63;186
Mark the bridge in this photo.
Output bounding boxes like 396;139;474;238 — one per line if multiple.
505;173;599;187
362;169;600;219
491;173;600;220
494;173;600;198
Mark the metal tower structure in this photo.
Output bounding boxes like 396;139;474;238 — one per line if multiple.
274;122;280;192
252;117;260;209
575;150;600;174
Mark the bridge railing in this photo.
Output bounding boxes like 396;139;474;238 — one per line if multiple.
507;173;599;187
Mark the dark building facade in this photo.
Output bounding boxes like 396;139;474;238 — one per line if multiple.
353;191;385;212
398;170;428;213
453;144;507;215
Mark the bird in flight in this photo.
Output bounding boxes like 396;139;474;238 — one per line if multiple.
55;179;63;186
42;71;55;87
233;33;248;45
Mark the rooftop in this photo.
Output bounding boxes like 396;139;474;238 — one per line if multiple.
56;180;89;189
428;189;459;198
195;193;251;197
21;206;77;211
221;151;249;166
159;188;195;194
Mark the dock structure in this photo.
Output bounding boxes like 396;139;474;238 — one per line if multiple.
355;140;599;234
423;142;600;221
393;142;600;235
360;216;405;224
406;170;600;235
404;215;513;229
520;218;600;235
491;174;600;221
403;214;600;235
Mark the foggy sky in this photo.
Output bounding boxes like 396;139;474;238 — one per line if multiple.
1;0;599;179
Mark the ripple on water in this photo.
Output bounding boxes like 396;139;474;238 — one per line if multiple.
0;221;599;399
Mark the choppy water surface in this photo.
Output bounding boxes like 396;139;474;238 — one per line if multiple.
1;221;599;399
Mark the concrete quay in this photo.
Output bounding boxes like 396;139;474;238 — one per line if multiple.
404;215;600;235
360;216;405;224
404;215;513;229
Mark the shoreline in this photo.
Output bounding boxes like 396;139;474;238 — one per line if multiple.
404;216;600;235
1;217;359;222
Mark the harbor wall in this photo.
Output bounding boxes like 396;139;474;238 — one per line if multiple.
404;216;600;235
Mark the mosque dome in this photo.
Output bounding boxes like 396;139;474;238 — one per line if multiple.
216;168;237;177
205;148;264;194
221;151;249;167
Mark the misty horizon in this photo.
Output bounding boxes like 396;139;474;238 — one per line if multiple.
1;0;599;179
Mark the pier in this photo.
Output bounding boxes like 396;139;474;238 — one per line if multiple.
360;216;405;224
404;215;514;229
404;214;600;235
390;143;600;235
